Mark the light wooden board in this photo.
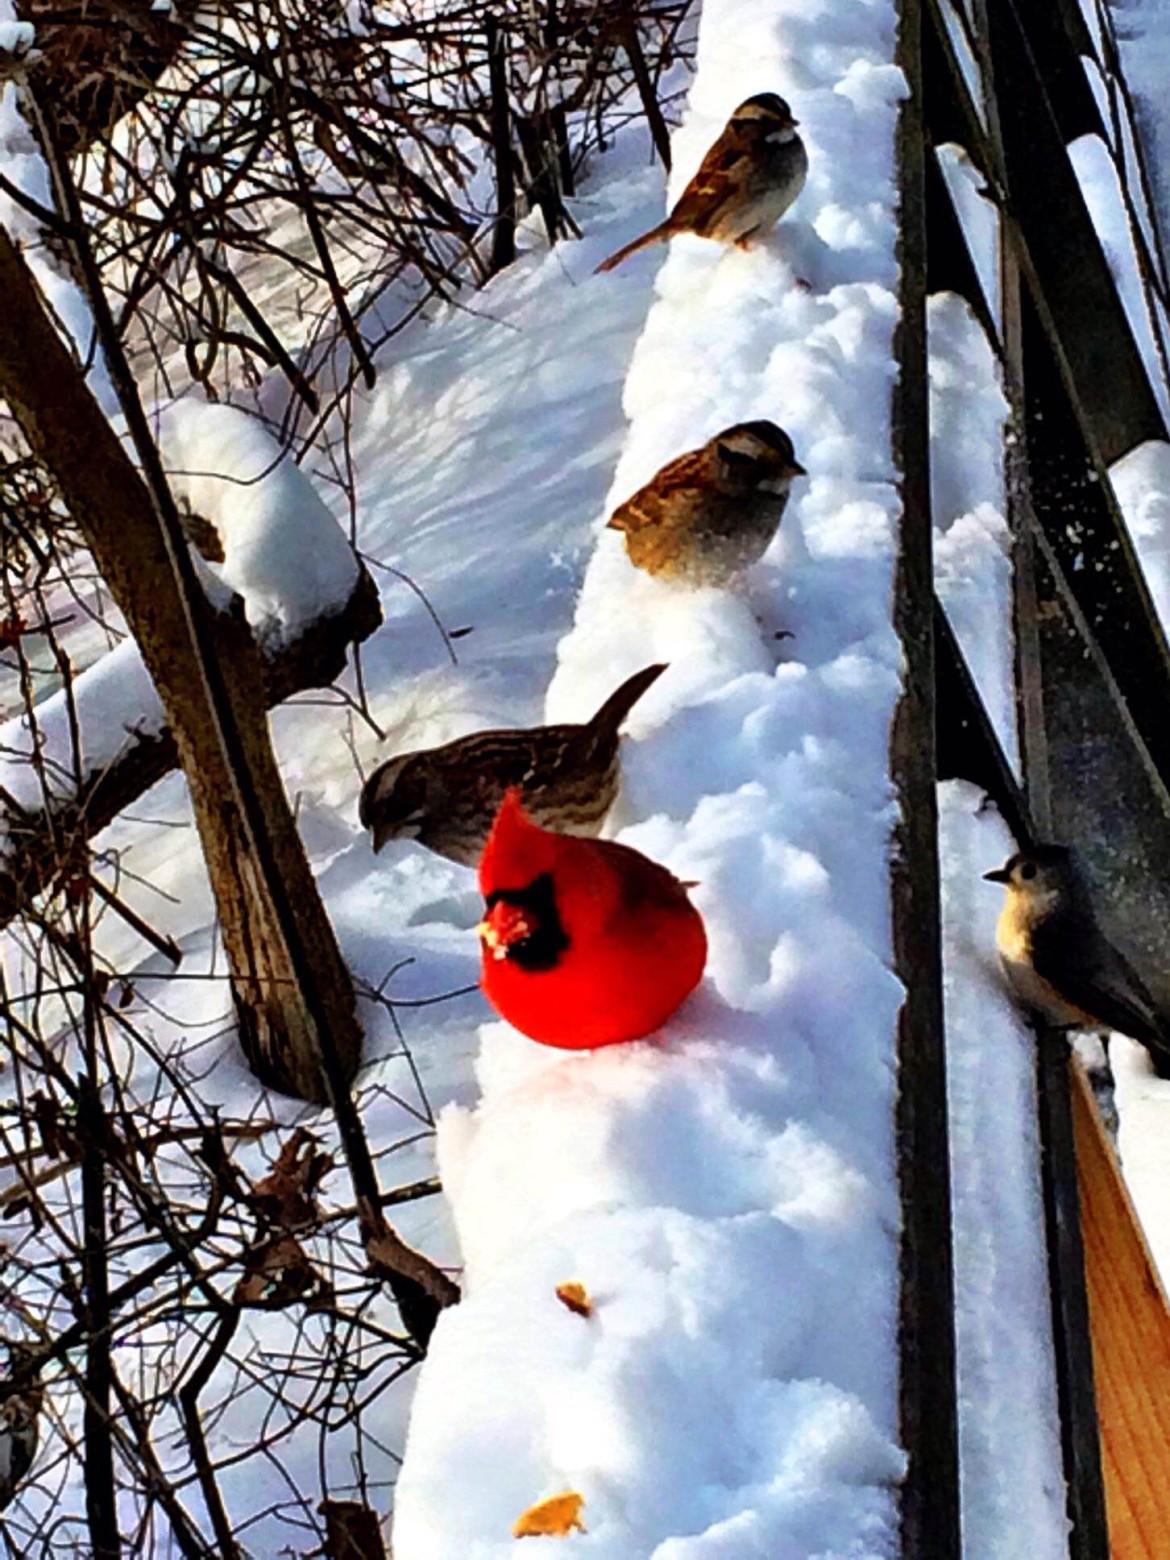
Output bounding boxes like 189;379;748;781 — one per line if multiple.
1072;1057;1170;1556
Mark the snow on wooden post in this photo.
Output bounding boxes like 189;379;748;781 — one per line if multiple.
0;568;383;937
0;225;361;1108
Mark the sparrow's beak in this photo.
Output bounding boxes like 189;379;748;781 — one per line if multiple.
790;460;808;478
982;867;1011;884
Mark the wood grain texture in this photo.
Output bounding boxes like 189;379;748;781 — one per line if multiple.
1072;1057;1170;1556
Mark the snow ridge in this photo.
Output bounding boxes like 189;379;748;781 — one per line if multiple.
0;403;360;833
393;2;911;1555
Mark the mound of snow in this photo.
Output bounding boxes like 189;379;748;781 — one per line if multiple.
159;399;360;648
392;0;911;1554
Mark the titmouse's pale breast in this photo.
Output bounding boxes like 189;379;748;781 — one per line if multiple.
998;950;1102;1031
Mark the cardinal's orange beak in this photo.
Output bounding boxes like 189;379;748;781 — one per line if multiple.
476;917;507;960
478;901;534;959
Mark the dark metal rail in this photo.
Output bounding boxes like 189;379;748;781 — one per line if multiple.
895;0;1170;1548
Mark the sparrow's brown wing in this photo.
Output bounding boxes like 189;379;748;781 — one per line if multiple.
446;729;570;798
1031;909;1170;1070
407;731;568;864
668;132;757;234
607;451;707;534
504;727;619;837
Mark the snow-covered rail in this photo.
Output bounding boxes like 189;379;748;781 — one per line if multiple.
392;0;922;1554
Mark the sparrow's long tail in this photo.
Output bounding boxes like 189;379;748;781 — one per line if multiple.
587;663;668;743
594;221;673;274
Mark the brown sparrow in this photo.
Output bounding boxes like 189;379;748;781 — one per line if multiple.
595;93;807;273
608;421;805;586
359;663;667;868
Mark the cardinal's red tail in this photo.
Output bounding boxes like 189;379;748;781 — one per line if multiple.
594;221;673;274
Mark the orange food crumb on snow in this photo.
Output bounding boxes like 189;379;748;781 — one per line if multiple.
512;1492;586;1538
555;1281;593;1318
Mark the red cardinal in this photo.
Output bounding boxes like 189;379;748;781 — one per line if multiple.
477;789;707;1049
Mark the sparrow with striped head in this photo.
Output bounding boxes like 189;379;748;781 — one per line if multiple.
359;664;667;868
608;421;805;587
477;789;707;1049
595;93;808;273
984;844;1170;1076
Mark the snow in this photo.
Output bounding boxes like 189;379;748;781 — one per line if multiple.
400;1038;902;1559
157;399;361;649
0;403;363;840
0;639;162;824
934;143;999;330
937;782;1067;1559
1066;6;1170;426
1114;1035;1170;1282
1108;437;1170;627
0;121;667;1553
1107;0;1170;261
11;0;1170;1549
0;19;34;56
937;1;984;132
1069;132;1170;426
927;292;1016;770
392;0;910;1553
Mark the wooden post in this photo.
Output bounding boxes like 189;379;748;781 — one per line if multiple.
620;19;672;171
0;226;361;1106
486;16;517;274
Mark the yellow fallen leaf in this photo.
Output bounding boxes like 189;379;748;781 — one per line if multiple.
513;1491;586;1538
555;1281;593;1318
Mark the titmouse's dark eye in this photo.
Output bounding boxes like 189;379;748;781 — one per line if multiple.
1020;862;1037;881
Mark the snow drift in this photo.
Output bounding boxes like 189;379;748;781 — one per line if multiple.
392;1;911;1554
